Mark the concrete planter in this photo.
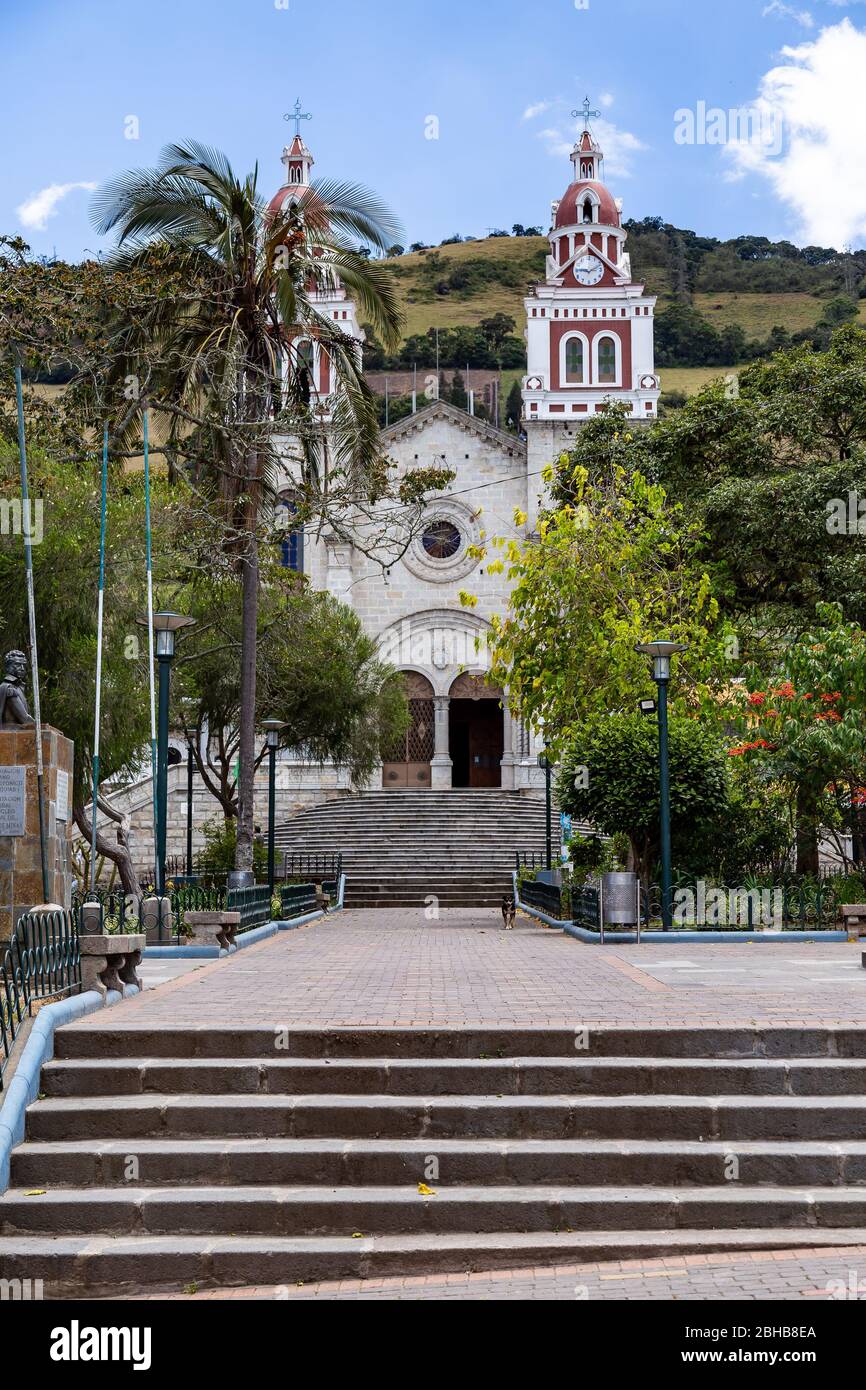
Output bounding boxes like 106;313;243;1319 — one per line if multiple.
78;933;145;999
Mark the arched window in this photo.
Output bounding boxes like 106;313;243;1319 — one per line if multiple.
295;339;316;401
597;335;618;384
275;498;304;573
565;337;584;384
582;198;594;224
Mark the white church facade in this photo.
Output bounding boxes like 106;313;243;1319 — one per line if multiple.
266;111;659;809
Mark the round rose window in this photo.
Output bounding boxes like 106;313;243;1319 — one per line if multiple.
421;519;462;560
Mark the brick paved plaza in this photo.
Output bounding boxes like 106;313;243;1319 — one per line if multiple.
124;1245;866;1301
118;906;866;1031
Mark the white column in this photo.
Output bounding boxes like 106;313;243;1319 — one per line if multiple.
500;704;517;790
430;696;452;789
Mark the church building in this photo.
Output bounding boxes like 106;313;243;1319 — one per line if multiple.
108;106;660;862
266;106;660;809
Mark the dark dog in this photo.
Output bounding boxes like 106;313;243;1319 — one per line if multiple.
501;894;516;930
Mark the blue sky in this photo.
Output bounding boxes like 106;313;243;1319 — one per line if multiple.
3;0;866;260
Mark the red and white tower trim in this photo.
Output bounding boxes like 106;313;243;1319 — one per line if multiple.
267;104;364;405
522;112;660;430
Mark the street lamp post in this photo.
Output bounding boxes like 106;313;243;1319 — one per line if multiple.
186;739;195;877
138;611;195;894
537;718;552;870
261;718;287;896
635;640;687;931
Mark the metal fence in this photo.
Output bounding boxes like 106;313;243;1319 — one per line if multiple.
282;853;343;882
516;874;846;933
1;909;81;1081
226;884;273;933
519;879;568;919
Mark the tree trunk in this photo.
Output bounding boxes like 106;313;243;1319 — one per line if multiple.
795;787;820;876
73;801;141;895
234;522;259;876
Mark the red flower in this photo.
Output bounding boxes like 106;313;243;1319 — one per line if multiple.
747;692;766;706
772;682;796;700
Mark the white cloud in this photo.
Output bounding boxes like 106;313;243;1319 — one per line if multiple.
522;101;551;121
599;92;615;108
725;19;866;247
539;116;646;178
16;181;97;231
762;1;814;27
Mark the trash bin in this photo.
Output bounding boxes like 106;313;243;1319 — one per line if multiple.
600;872;640;926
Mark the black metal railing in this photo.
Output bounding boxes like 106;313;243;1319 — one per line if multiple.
1;909;81;1082
226;884;273;933
282;852;343;882
279;879;339;919
519;879;569;920
515;850;548;871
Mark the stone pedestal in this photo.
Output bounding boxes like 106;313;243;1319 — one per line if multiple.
184;909;240;952
0;724;74;939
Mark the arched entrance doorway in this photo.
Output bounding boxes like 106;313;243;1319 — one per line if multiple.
382;672;434;788
448;673;504;788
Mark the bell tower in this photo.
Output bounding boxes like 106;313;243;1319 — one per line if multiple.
522;100;660;484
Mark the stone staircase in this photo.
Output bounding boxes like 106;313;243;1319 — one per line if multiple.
3;1025;866;1296
275;790;554;908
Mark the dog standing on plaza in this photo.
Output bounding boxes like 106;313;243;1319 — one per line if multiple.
501;894;516;930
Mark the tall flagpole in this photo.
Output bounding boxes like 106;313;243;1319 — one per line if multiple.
89;426;109;895
143;408;159;891
14;366;50;904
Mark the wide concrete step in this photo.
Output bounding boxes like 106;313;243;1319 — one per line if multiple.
13;1138;866;1189
25;1093;866;1142
38;1055;866;1099
4;1227;863;1296
7;1184;866;1238
52;1025;866;1061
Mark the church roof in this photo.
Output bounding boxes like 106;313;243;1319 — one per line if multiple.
379;399;526;459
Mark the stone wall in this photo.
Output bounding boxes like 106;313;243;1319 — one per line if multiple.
0;724;74;933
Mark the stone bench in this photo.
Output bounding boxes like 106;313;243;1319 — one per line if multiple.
183;910;241;952
78;933;145;1000
841;904;866;941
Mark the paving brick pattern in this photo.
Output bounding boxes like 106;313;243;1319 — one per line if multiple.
66;908;866;1032
122;1245;866;1300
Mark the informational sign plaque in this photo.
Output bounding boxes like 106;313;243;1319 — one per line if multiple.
56;769;69;823
0;766;26;837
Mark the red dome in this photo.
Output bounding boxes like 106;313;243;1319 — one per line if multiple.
266;185;326;222
554;179;620;230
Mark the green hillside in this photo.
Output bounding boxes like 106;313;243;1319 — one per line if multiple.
370;223;866;396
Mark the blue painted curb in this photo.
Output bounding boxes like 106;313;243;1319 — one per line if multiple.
515;877;849;944
0;990;103;1192
143;875;346;958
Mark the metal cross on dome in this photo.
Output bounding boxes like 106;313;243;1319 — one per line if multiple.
284;98;313;138
572;96;601;129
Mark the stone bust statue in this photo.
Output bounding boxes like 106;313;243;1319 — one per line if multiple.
0;650;34;726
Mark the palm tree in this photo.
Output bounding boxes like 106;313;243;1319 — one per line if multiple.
91;140;404;876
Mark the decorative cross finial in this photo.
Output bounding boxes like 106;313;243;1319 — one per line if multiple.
284;98;313;139
571;96;601;130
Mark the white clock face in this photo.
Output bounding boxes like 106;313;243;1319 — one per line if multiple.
574;254;604;286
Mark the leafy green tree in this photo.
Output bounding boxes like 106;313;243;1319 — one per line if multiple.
487;460;724;741
174;568;408;820
505;380;522;432
557;712;729;884
0;446;196;892
449;369;468;410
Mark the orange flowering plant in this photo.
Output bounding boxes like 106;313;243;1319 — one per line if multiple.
732;604;866;869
